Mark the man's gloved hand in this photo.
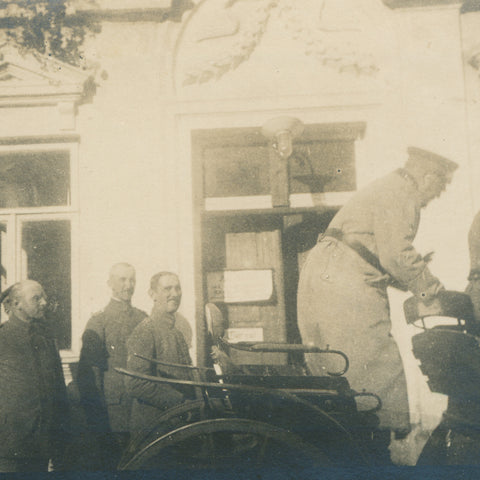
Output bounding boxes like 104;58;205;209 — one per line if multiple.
210;346;241;374
416;296;443;316
422;251;435;264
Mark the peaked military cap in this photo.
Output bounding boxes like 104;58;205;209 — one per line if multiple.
407;146;458;176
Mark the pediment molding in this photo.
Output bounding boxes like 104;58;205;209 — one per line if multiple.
0;42;94;105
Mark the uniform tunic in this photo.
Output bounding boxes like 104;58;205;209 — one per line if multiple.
466;211;480;321
0;315;69;471
297;169;443;431
78;299;147;433
125;311;192;434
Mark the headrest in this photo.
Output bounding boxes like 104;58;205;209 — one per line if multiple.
205;303;226;341
404;290;475;324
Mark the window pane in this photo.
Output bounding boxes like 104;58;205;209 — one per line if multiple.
21;220;71;349
289;140;357;193
0;151;70;208
203;145;270;197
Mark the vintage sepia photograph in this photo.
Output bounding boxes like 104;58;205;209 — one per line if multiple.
0;0;479;478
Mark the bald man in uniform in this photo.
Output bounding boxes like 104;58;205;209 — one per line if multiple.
297;147;458;463
0;280;69;472
77;263;147;469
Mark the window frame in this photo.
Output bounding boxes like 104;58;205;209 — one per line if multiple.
0;141;79;358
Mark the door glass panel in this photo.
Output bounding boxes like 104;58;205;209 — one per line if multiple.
203;145;270;197
289;140;356;193
0;151;70;208
21;220;71;349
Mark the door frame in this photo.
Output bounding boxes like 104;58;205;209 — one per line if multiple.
168;98;380;365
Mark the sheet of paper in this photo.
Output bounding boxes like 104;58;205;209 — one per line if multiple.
223;269;273;303
207;269;274;303
226;327;264;343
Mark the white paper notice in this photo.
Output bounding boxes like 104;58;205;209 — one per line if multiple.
223;269;273;303
226;328;264;343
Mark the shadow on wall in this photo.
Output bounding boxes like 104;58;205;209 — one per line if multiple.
62;362;102;471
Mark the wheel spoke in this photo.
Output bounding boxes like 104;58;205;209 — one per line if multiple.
256;433;269;465
206;433;216;466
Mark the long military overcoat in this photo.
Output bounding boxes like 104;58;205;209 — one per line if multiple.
297;169;443;431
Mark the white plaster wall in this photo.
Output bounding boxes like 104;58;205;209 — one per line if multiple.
0;105;64;136
75;22;179;354
461;11;480;211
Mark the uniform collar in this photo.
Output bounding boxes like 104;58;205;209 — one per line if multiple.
150;309;176;328
7;313;30;331
396;168;419;190
108;297;132;312
8;314;50;335
396;168;423;205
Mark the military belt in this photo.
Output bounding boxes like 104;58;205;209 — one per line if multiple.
322;228;407;291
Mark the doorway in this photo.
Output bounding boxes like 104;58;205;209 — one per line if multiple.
192;122;363;365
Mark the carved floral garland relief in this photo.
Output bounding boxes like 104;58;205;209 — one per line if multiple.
181;0;380;87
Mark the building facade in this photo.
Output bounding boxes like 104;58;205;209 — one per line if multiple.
0;0;479;463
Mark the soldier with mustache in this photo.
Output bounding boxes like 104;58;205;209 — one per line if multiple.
125;272;193;437
77;263;147;469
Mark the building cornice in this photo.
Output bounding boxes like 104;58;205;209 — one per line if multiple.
461;0;480;12
73;0;194;23
0;0;194;25
383;0;462;8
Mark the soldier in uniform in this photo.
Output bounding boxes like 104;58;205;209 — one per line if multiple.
126;272;193;436
297;147;458;463
77;263;147;469
466;211;480;322
0;280;69;472
413;209;480;465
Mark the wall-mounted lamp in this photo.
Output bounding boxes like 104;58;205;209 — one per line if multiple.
261;116;304;159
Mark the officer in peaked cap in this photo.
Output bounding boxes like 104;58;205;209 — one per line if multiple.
297;146;457;464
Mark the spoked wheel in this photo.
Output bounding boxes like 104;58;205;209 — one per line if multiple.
118;399;224;470
120;418;331;471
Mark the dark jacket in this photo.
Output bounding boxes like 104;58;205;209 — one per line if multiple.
125;311;192;434
77;299;147;433
467;211;480;322
0;315;69;463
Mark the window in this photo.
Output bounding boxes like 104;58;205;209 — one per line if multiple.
203;140;356;198
0;150;70;207
198;122;365;211
0;142;78;351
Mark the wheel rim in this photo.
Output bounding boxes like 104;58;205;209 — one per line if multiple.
122;418;331;470
118;399;213;469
